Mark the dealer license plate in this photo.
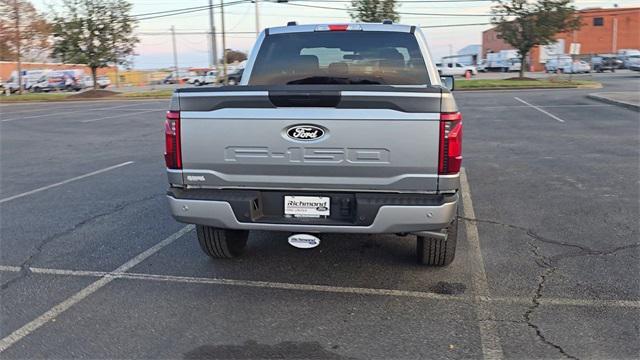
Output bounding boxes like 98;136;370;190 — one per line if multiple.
284;196;330;218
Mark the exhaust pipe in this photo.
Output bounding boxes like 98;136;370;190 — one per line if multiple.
412;231;447;241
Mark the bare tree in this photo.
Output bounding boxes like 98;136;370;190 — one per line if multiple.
0;0;51;93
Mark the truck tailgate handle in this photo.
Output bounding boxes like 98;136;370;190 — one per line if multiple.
268;91;341;107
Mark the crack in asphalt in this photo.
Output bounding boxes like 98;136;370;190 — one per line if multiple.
523;239;579;360
458;216;639;262
459;216;639;360
0;193;163;291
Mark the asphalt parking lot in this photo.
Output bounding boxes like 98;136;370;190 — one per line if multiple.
0;74;638;359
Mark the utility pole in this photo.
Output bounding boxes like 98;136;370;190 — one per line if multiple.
220;0;227;85
208;0;218;69
171;25;179;83
254;0;260;36
14;0;23;95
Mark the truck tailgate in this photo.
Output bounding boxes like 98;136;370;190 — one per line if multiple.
176;87;446;193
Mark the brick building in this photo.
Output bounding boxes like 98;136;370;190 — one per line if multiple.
482;7;640;71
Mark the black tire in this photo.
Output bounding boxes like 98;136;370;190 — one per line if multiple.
416;217;458;266
196;225;248;259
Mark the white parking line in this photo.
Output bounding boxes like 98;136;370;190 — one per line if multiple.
80;109;160;123
1;103;155;122
514;97;566;123
0;265;22;272
0;225;194;353
460;168;505;360
489;296;640;309
0;161;133;204
480;104;612;109
1;264;638;309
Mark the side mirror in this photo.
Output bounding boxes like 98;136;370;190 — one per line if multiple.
440;75;455;91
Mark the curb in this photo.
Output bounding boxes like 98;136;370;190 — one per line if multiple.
587;94;640;112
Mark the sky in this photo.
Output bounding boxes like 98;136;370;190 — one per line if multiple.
32;0;636;69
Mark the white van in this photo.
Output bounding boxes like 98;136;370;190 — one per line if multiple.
545;56;572;73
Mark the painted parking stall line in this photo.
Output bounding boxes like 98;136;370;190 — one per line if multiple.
480;104;612;109
80;109;161;123
460;168;505;360
1;103;158;122
514;97;566;123
0;225;194;353
0;265;638;309
0;161;134;204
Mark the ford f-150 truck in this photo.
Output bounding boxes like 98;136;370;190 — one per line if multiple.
165;22;462;266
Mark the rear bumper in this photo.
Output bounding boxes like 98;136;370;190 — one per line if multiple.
167;189;458;234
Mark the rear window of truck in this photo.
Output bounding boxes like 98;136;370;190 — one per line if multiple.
248;31;430;85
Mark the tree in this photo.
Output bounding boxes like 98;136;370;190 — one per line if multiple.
0;0;51;61
491;0;581;78
224;49;247;63
0;0;51;93
350;0;399;23
50;0;138;89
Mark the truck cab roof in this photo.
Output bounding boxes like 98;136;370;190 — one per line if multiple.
265;23;416;35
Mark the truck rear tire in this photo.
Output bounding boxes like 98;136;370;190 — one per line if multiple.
416;217;457;266
196;225;248;259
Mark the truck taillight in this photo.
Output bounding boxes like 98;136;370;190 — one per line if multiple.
438;112;463;175
164;110;181;169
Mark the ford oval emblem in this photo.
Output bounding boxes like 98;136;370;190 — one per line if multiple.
286;125;325;141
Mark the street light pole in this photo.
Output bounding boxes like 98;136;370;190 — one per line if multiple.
254;0;260;36
220;0;227;85
171;25;179;82
14;0;23;95
208;0;218;69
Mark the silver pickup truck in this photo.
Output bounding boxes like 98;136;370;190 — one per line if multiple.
165;22;462;266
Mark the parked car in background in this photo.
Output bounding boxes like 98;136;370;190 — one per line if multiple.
188;70;218;86
476;59;488;72
163;70;192;84
562;60;591;74
83;75;111;89
592;55;623;72
622;54;640;70
544;56;572;73
627;56;640;72
218;68;244;85
436;62;476;77
617;49;640;68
